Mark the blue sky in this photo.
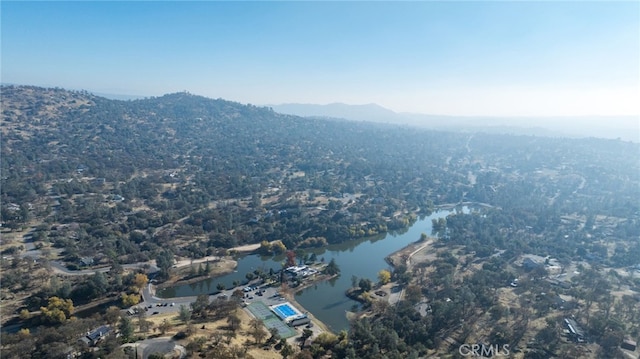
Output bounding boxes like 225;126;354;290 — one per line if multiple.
2;1;638;116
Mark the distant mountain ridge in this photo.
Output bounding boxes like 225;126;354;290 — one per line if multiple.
269;103;639;142
269;102;400;123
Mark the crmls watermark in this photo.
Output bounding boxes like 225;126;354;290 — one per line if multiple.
458;344;510;357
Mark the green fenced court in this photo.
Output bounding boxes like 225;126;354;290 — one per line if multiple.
263;317;297;338
246;301;297;338
247;301;273;320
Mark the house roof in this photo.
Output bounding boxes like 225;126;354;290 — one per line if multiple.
87;325;110;340
564;318;584;337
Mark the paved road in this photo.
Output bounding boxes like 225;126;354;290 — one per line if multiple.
49;260;160;276
142;338;176;359
138;283;196;316
49;260;111;276
122;337;185;359
132;282;324;348
138;280;285;317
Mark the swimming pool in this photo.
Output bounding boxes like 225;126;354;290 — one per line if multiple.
271;302;302;321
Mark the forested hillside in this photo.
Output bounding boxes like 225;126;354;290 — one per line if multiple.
2;85;639;358
2;86;453;264
2;85;638;269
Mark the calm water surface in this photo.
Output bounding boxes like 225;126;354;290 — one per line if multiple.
158;207;469;332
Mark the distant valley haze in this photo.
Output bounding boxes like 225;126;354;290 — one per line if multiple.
8;82;636;143
2;1;637;133
11;82;635;143
263;102;640;143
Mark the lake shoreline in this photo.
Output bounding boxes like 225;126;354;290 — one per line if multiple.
385;236;436;269
158;208;464;330
287;273;338;334
156;243;263;290
156;257;238;290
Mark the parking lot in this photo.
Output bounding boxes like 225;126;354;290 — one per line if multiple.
144;301;177;316
137;281;287;316
238;284;288;307
135;281;324;340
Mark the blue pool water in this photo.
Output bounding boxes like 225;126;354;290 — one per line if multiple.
273;303;297;319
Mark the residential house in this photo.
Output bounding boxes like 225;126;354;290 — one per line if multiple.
521;254;545;271
80;257;94;267
79;325;111;346
564;318;586;343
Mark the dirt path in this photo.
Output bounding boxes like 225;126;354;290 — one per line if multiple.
406;239;434;267
230;243;261;252
172;255;223;269
171;242;259;270
158;258;237;289
386;238;435;269
386;238;437;303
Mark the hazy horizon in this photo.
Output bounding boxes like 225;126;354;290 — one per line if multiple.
3;81;637;142
2;2;638;118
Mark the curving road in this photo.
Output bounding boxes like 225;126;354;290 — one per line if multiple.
48;260;159;276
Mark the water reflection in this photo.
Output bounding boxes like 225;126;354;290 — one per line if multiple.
158;207;469;332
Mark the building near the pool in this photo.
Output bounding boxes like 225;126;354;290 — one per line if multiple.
288;315;311;327
285;265;318;278
270;302;311;327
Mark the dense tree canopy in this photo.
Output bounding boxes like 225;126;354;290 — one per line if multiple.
1;85;639;359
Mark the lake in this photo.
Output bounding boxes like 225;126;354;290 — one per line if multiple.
157;206;468;332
